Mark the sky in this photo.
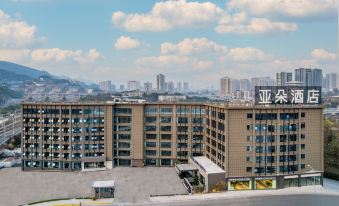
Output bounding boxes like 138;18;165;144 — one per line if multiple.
0;0;338;89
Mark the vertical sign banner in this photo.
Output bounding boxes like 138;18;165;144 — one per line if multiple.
255;86;321;105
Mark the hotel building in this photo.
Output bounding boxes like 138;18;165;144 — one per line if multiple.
21;101;323;190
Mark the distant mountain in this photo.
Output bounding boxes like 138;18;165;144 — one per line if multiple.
0;61;50;79
0;69;33;82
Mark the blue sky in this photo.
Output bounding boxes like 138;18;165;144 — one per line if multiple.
0;0;338;88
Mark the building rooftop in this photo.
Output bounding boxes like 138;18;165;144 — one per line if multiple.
191;156;225;174
175;163;198;172
91;180;115;188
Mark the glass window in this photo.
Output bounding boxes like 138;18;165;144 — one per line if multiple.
145;116;157;123
161;142;171;148
160;117;172;123
114;108;132;114
161;151;171;156
160;108;172;114
144;107;157;115
145;142;156;147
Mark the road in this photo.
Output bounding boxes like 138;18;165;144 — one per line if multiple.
124;194;339;206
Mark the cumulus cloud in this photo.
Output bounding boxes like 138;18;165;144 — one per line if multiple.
114;36;141;50
112;0;224;31
31;48;102;64
227;0;338;19
0;9;37;49
161;38;227;55
215;12;297;34
111;0;299;35
311;49;337;61
226;47;272;61
0;49;31;62
137;55;213;72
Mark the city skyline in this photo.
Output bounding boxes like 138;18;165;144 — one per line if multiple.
0;0;338;88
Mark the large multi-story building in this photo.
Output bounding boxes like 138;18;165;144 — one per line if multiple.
220;77;231;96
157;74;166;92
21;101;323;189
295;68;322;87
276;72;293;86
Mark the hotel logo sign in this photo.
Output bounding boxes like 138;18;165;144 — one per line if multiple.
255;86;321;105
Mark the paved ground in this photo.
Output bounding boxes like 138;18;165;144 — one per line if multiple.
0;167;187;206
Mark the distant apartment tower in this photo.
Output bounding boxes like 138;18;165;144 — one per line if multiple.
166;81;175;93
144;82;153;93
119;84;125;91
276;72;293;86
157;74;166;92
127;81;140;91
326;73;338;91
176;82;182;93
251;77;275;90
183;82;189;92
240;79;251;92
295;68;322;87
220;76;231;96
99;80;112;92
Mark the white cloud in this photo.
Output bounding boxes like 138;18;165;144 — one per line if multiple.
0;9;37;49
30;48;102;64
112;0;223;31
161;37;227;55
0;49;30;62
111;1;299;35
114;36;141;50
311;49;337;61
215;13;297;34
227;0;338;19
137;55;213;72
226;47;272;61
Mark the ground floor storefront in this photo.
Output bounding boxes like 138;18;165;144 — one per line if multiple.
227;173;322;191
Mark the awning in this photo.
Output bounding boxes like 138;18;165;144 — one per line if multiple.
175;164;198;172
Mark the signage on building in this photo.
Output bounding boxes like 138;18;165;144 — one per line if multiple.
255;86;321;105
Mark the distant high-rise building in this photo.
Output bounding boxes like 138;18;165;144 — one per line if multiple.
157;74;166;92
166;81;175;93
220;76;231;96
119;84;125;91
230;79;240;92
251;77;275;89
176;82;182;92
326;73;338;91
183;82;189;92
144;82;153;93
276;72;293;86
295;68;322;86
127;81;140;91
99;80;112;92
240;79;251;91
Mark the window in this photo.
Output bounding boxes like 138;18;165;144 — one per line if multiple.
301;122;305;129
145;158;156;165
161;134;171;140
161;159;171;166
145;142;156;147
301;164;305;169
160;108;172;114
177;126;188;132
246;167;252;172
145;150;156;156
145;126;156;131
145;117;157;123
161;151;171;156
177;117;188;124
118;150;130;156
247;136;252;141
160;117;171;123
161;126;171;132
144;107;157;115
247;113;253;119
161;142;171;148
218;112;225;120
301;154;305;159
114;108;132;114
145;134;157;139
301;112;305;118
246;146;252;152
301;144;305;149
114;117;131;123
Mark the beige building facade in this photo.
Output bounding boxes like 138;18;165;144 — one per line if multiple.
21;102;323;189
